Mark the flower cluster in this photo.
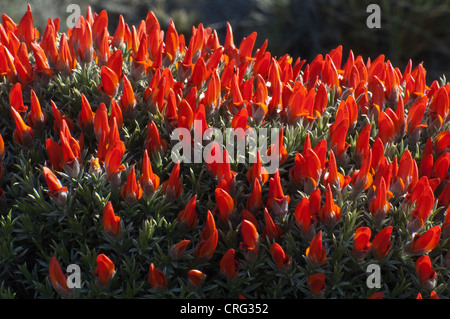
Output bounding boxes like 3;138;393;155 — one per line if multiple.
0;5;448;299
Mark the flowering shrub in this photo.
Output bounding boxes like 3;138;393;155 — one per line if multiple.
0;5;449;299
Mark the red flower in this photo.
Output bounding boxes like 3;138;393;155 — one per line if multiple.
270;243;291;271
119;75;136;117
305;231;326;267
201;210;216;240
371;226;393;260
120;165;143;204
307;273;326;297
266;128;288;165
48;257;71;297
408;184;435;233
266;170;290;217
246;178;263;213
11;106;34;146
405;225;441;255
94;254;115;288
27;89;46;130
195;229;218;261
146;121;168;158
188;269;206;288
262;208;282;241
352;227;371;260
294;197;315;238
240;219;259;261
43;167;67;206
139;150;160;197
351;149;373;195
78;93;95;132
323;149;351;193
162;161;183;201
215;186;235;223
169;240;190;259
415;255;437;290
319;184;341;228
105;141;126;187
177;195;198;231
102;201;121;237
147;263;168;290
98;65;119;98
220;248;240;280
94;102;110;141
246;150;269;185
369;177;390;222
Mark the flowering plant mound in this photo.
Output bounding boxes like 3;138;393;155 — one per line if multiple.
0;5;449;299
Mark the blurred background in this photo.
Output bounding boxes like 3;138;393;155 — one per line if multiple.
2;0;450;81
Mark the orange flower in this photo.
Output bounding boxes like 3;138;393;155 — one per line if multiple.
162;161;183;201
215;186;235;223
352;227;371;260
371;226;393;260
169;240;190;259
305;231;326;267
43;167;68;206
405;225;441;255
307;273;326;297
319;184;342;228
48;257;71;297
270;243;291;271
102;201;121;237
266;170;290;217
147;263;168;290
220;248;240;280
11;106;34;146
177;195;198;231
121;165;143;204
188;269;206;288
415;255;437;290
195;229;218;261
94;254;115;288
